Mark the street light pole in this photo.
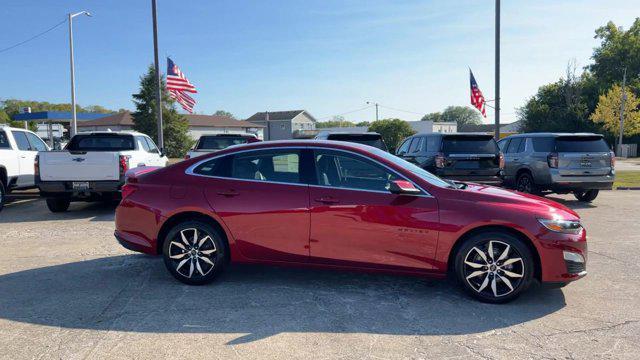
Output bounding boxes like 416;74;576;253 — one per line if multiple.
68;11;91;138
494;0;500;140
151;0;164;150
618;67;627;153
366;101;379;122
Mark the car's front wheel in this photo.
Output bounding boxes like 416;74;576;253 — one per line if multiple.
162;220;227;285
46;198;70;212
454;231;534;303
573;189;599;202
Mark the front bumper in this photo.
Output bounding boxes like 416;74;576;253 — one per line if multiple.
536;228;588;284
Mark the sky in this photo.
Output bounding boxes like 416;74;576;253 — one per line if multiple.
1;0;639;124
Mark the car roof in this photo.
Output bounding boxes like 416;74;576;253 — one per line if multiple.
200;133;257;137
76;130;146;136
321;131;381;136
504;132;604;138
412;132;494;137
204;139;380;155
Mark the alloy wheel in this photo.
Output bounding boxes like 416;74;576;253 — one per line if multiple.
168;228;217;279
517;176;532;193
463;240;525;298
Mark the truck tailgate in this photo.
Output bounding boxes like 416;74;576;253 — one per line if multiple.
39;151;120;181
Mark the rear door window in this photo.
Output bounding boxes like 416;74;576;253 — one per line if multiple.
67;135;135;151
231;150;301;184
531;137;555;152
426;137;440;152
11;131;32;151
442;136;498;154
144;137;160;153
26;132;48;151
506;138;522;154
556;137;610;152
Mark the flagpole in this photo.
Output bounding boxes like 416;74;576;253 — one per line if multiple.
494;0;500;140
151;0;164;150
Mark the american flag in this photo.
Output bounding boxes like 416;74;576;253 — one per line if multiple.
469;69;486;118
167;58;197;113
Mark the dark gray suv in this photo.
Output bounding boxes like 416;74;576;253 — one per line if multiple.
498;133;615;202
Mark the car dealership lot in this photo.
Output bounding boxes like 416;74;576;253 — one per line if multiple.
0;192;638;359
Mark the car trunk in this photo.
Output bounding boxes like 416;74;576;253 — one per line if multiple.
326;134;388;151
441;135;500;176
556;136;612;177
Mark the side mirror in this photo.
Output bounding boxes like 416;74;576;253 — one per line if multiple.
389;180;421;195
159;149;166;157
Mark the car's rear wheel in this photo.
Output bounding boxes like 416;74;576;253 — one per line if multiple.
162;220;227;285
454;231;534;303
573;189;599;202
516;172;538;194
46;198;70;213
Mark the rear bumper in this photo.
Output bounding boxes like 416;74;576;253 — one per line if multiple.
436;171;504;185
114;230;156;255
38;180;123;195
549;180;613;192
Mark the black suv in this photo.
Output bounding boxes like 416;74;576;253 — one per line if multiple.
396;133;503;184
314;131;388;152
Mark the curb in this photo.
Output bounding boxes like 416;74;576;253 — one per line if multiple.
615;187;640;190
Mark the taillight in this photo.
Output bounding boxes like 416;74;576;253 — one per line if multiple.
498;152;505;169
121;183;137;201
184;154;191;160
610;151;616;169
34;154;40;177
547;152;558;168
435;153;445;168
119;155;130;176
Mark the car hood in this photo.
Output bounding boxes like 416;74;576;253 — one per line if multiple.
459;183;580;219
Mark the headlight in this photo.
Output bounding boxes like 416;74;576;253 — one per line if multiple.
538;218;582;234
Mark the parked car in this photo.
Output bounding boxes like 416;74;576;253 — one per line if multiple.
0;125;50;211
498;133;614;202
115;140;587;303
314;131;388;151
396;133;503;185
185;133;260;160
36;131;167;212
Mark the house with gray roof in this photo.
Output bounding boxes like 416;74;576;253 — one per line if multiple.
246;110;317;140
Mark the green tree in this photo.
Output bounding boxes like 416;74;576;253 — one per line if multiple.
132;65;193;158
355;121;370;127
421;112;442;122
367;118;415;152
590;19;640;92
316;116;356;128
590;84;640;137
213;110;235;118
440;106;482;125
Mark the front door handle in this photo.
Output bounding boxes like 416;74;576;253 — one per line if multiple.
217;190;239;197
314;197;339;204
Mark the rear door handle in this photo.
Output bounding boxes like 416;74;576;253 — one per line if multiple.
314;197;339;204
217;190;239;197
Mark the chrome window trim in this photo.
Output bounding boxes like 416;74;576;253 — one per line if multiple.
184;146;433;197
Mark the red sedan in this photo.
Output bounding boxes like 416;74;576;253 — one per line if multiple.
115;141;587;303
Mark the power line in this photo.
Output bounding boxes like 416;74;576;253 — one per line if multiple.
318;105;374;120
0;19;67;55
377;104;425;116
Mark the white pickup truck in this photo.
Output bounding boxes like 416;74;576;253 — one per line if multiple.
0;125;50;211
37;131;167;212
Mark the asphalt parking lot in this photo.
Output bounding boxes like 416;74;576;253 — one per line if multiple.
0;191;638;359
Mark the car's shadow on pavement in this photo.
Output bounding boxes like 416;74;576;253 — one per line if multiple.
0;254;566;343
0;199;116;223
545;195;597;210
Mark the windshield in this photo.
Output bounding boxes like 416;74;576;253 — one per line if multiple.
327;134;388;151
67;135;135;151
197;136;251;150
556;136;610;152
442;136;498;154
368;147;453;188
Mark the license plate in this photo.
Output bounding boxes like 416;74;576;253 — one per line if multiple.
580;159;592;167
72;181;90;190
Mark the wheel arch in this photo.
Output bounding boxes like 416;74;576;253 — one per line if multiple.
515;167;535;183
156;211;231;263
446;225;542;282
0;166;7;188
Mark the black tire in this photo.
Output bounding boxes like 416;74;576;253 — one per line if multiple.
162;220;227;285
0;180;5;213
573;189;599;202
516;172;539;194
46;198;70;213
454;231;535;303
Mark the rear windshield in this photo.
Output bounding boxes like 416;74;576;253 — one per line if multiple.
327;134;388;151
442;136;498;154
556;136;610;152
67;134;135;151
196;136;251;150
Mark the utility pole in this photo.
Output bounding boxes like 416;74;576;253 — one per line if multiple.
68;11;91;138
366;101;379;122
494;0;500;140
151;0;164;150
618;67;627;153
265;111;270;140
